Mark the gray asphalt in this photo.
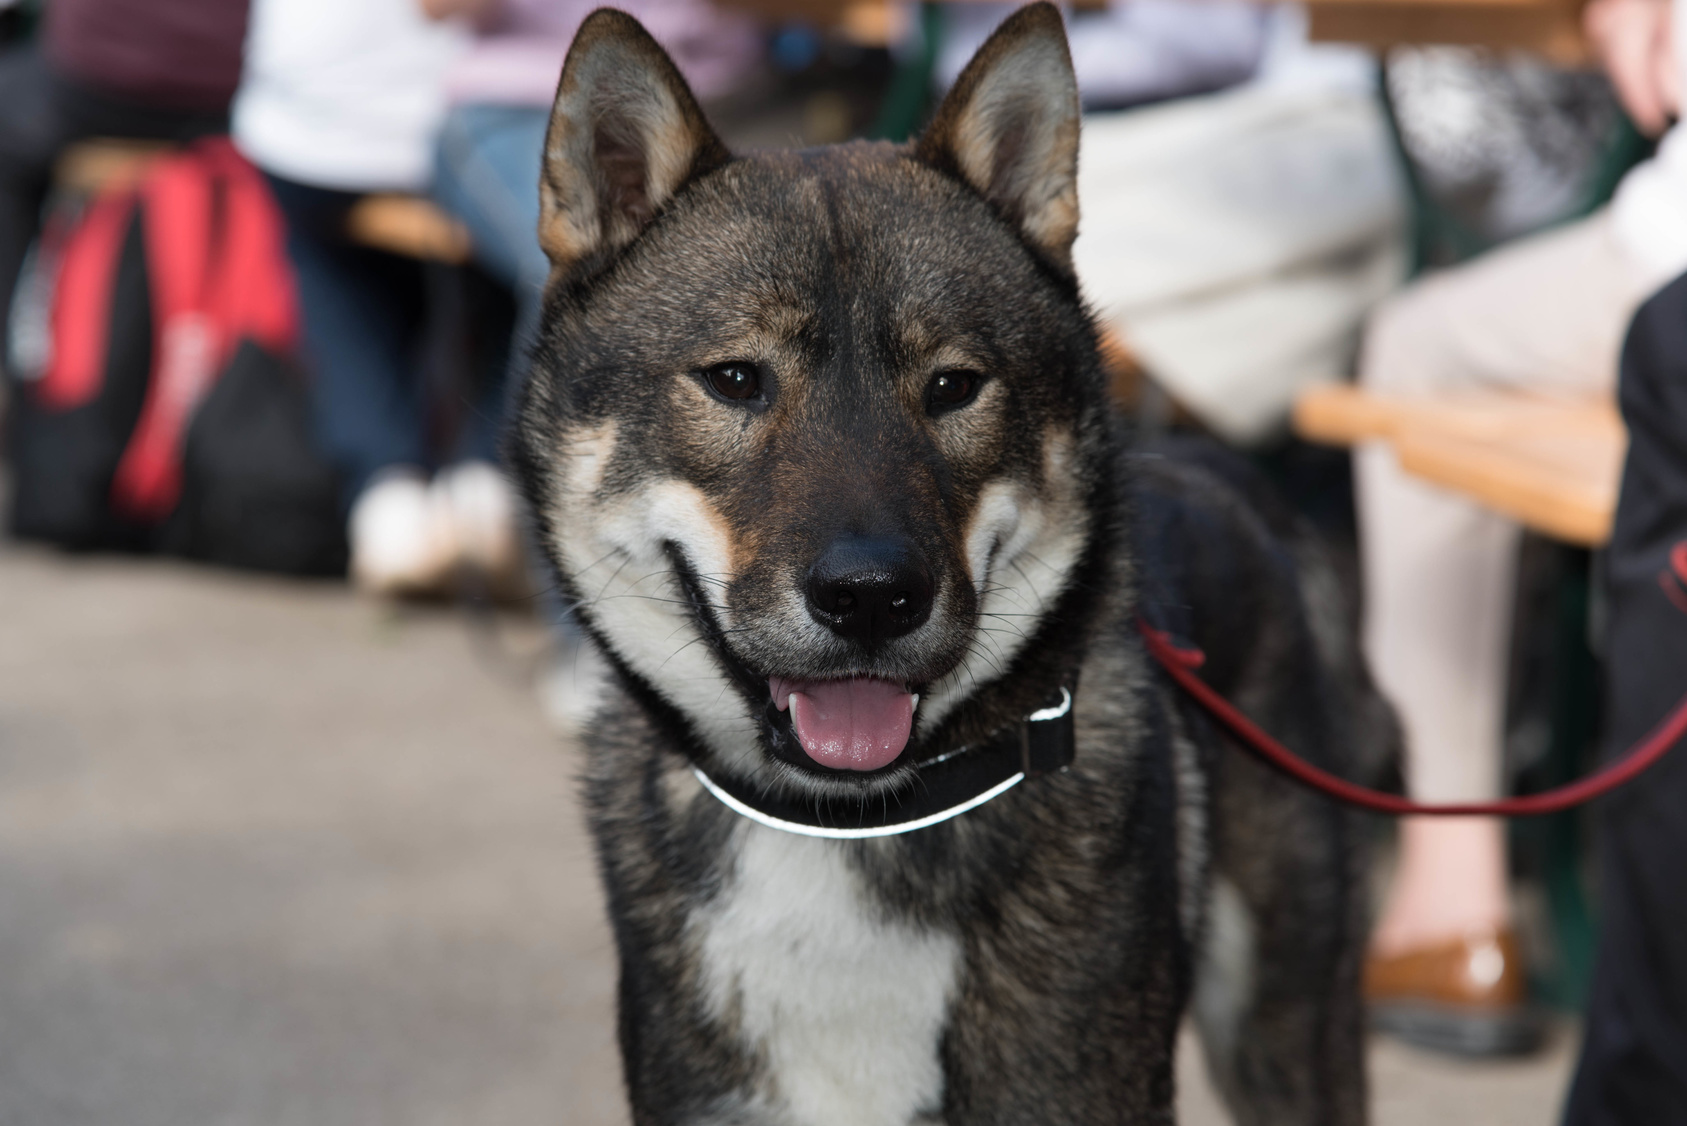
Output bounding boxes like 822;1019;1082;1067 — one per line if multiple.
0;540;1576;1124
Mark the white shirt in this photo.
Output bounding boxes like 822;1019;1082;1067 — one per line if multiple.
1607;0;1687;288
233;0;468;193
1611;130;1687;287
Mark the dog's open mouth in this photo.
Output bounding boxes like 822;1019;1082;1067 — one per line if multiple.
768;676;915;771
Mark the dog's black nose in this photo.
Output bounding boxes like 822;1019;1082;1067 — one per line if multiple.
805;535;935;648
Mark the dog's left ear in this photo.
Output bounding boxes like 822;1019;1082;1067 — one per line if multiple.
915;2;1080;272
539;8;730;277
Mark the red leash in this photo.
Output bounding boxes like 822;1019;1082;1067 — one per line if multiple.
1137;618;1687;817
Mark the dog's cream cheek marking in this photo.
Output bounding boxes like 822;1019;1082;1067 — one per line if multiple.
695;829;960;1126
557;470;759;767
559;420;618;497
921;436;1085;728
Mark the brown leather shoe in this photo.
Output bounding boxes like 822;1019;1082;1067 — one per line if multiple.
1365;929;1544;1057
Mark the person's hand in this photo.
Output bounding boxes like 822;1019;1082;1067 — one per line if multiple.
1585;0;1680;136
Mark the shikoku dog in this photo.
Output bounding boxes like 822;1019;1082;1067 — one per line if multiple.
510;6;1396;1123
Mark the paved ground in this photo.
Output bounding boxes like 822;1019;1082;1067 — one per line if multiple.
0;541;1578;1124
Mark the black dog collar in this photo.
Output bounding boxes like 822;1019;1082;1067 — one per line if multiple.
694;684;1076;839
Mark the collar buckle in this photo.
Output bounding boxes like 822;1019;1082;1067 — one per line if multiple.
1021;684;1075;775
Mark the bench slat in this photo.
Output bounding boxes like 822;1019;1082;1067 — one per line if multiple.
1293;383;1626;546
343;195;473;265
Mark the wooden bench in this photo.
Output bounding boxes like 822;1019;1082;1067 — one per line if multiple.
1305;0;1588;63
343;194;472;264
54;139;173;195
1293;383;1626;546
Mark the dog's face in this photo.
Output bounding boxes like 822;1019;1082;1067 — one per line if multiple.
514;5;1110;797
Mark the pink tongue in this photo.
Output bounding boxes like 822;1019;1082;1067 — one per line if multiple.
777;678;913;771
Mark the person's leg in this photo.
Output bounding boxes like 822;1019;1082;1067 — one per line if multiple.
1359;212;1656;950
432;104;548;296
264;173;459;595
1357;214;1657;1055
431;101;552;462
1359;450;1517;946
1563;271;1687;1124
265;174;429;500
430;105;553;598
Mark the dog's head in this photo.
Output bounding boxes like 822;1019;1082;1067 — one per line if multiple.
513;4;1115;797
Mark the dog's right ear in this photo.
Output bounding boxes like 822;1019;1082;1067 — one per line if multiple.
539;9;729;277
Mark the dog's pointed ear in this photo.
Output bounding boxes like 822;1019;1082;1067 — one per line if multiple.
915;3;1080;272
539;9;729;276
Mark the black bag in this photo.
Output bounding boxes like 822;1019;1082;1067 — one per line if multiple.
161;340;346;574
7;210;153;550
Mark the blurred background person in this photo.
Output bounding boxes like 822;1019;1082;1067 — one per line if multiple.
0;0;248;381
1564;233;1687;1126
1358;0;1687;1058
232;0;489;599
1564;0;1687;1114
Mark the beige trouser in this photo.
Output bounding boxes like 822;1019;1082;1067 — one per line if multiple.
1357;211;1658;801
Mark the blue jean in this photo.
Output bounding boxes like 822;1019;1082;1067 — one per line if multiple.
265;173;507;505
431;103;551;386
431;107;585;633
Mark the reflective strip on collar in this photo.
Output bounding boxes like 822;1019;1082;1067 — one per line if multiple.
693;766;1027;840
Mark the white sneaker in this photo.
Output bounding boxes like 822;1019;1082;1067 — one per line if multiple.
433;460;530;600
348;468;455;597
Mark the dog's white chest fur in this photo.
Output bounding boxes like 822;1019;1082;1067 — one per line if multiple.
694;827;960;1126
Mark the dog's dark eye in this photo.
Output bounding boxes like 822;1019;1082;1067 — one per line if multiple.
703;362;762;402
926;370;981;413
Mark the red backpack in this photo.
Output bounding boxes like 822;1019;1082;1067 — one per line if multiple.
6;137;346;574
